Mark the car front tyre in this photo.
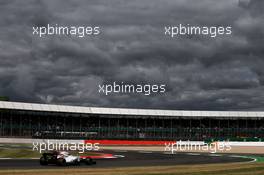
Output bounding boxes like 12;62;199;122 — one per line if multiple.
85;158;96;165
74;159;80;166
57;158;67;166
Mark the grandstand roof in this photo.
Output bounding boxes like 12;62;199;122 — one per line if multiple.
0;101;263;118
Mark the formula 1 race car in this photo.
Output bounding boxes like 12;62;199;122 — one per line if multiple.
40;151;96;166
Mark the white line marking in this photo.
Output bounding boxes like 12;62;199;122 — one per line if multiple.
186;153;201;156
229;155;243;158
228;155;257;163
113;155;125;158
248;158;257;163
163;152;176;155
209;154;222;157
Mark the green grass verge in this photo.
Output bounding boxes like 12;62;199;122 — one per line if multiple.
0;148;41;158
1;163;264;175
145;166;264;175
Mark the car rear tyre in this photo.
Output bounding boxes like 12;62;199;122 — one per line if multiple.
40;157;48;166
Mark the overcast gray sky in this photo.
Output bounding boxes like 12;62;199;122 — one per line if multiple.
0;0;263;110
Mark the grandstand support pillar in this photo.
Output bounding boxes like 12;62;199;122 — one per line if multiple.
189;119;192;139
19;115;22;137
145;118;147;139
117;118;120;137
10;114;12;137
108;118;110;138
179;117;182;139
126;118;128;139
218;120;220;138
162;119;164;139
63;117;66;133
246;118;248;128
254;119;257;137
209;118;211;139
136;118;138;139
236;119;239;137
38;116;40;135
55;115;57;133
170;119;172;139
0;112;2;136
71;117;73;133
154;118;156;139
47;115;49;132
79;117;81;132
227;119;230;137
199;119;202;140
1;113;2;137
29;113;32;137
99;118;101;138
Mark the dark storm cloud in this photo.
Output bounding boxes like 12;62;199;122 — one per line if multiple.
0;0;263;110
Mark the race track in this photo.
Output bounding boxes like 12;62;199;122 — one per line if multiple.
0;151;253;169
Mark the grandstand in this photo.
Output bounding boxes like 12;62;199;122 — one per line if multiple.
0;101;264;141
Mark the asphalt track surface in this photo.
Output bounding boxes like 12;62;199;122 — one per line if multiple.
0;151;253;169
